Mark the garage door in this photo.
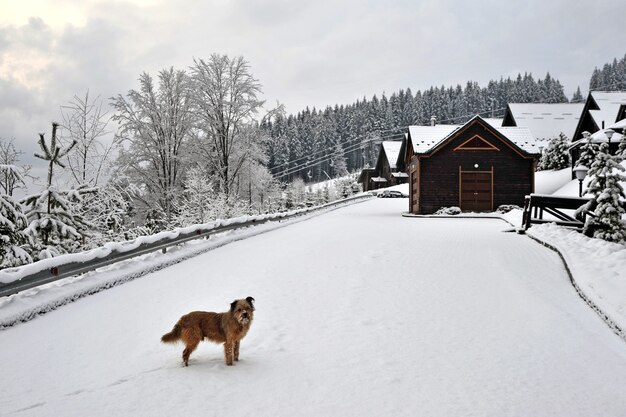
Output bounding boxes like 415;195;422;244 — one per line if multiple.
460;169;493;212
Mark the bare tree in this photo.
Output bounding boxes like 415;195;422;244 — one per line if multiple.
111;68;193;224
60;90;113;186
0;137;31;196
190;55;264;197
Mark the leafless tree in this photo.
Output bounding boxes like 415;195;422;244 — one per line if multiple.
111;68;193;223
60;90;113;186
0;137;31;196
190;55;264;197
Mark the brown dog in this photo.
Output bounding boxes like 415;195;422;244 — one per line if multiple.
161;297;255;366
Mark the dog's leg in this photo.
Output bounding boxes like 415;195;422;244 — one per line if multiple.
224;341;235;366
181;328;201;367
234;341;240;361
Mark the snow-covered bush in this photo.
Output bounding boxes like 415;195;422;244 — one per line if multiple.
496;204;521;214
435;206;462;215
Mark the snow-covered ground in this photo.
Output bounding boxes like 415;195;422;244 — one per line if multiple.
1;198;626;417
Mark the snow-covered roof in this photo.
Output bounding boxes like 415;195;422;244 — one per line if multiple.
569;128;625;149
589;91;626;129
608;118;626;130
408;117;540;155
371;177;387;183
590;129;624;142
381;141;402;169
507;103;584;140
391;172;408;178
408;125;461;153
495;126;541;153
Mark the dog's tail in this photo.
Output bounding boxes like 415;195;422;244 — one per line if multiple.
161;323;182;344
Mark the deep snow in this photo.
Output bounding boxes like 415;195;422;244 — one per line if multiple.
1;198;626;417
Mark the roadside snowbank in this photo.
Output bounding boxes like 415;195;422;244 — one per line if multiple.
527;223;626;338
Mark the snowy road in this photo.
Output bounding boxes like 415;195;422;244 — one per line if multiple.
2;198;626;417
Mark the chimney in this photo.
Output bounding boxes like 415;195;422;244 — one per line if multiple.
430;115;436;126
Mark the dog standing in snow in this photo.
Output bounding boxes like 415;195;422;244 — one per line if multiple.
161;297;255;366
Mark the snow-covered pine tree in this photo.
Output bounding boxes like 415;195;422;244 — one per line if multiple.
575;131;598;168
538;133;571;170
330;140;349;177
23;123;96;258
571;86;584;103
583;142;626;242
0;165;32;267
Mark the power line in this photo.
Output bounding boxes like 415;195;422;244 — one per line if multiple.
269;130;404;173
274;132;403;179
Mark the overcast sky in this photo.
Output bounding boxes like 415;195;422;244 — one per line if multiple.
1;0;625;171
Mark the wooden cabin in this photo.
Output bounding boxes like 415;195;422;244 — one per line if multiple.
358;140;407;191
357;168;378;192
405;116;540;214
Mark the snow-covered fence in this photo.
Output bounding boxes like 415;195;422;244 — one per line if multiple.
0;194;373;298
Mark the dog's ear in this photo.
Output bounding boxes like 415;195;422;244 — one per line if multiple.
246;296;255;310
230;300;238;312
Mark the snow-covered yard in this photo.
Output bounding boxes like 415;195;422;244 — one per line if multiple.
1;197;626;417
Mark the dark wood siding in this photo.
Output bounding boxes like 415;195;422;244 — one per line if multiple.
417;122;534;214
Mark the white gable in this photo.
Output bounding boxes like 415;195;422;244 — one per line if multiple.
589;91;626;130
381;141;403;169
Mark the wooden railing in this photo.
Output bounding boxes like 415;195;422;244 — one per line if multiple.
521;194;591;231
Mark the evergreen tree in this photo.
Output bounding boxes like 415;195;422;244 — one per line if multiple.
588;54;626;91
571;86;584;103
575;132;598;168
583;143;626;242
0;165;32;267
538;133;571;170
22;122;95;258
330;140;348;177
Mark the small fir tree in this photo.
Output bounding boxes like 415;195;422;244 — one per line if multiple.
22;123;95;258
583;143;626;243
571;86;584;102
575;132;598;168
0;165;32;267
538;133;571;170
